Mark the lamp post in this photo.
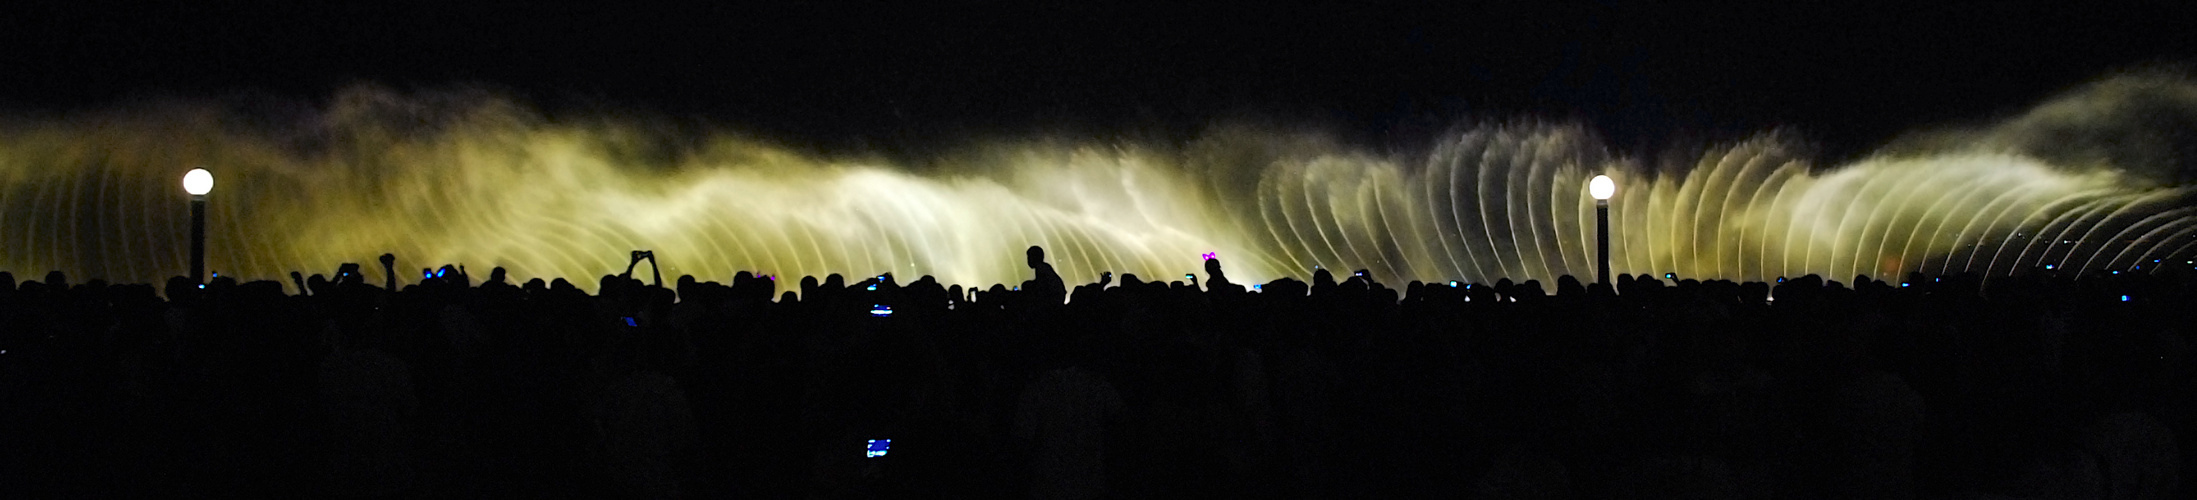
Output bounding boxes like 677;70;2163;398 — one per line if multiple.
183;168;213;283
1590;175;1615;285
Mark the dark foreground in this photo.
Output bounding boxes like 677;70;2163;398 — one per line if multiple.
1;254;2190;498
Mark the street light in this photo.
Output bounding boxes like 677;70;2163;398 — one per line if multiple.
183;168;212;283
1590;175;1615;285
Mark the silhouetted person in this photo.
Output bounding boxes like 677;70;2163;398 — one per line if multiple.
1204;258;1239;293
1312;268;1336;293
1025;246;1065;305
1556;275;1584;296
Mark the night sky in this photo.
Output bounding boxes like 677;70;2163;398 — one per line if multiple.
4;2;2194;158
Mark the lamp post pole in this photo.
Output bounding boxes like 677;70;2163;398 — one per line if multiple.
183;168;212;283
1597;198;1609;285
1590;175;1615;286
190;195;206;282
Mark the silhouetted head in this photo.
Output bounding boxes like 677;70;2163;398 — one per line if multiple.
1204;258;1224;276
490;267;508;284
1556;275;1584;296
164;276;193;300
44;271;65;289
1519;279;1545;297
1027;245;1046;268
599;274;623;294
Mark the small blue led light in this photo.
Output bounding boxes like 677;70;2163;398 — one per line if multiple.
2112;270;2120;275
870;305;893;317
2045;264;2055;270
867;439;891;458
2121;295;2131;302
1900;283;1909;288
1448;280;1459;288
624;317;637;327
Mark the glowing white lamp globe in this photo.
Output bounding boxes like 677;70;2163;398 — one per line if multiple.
183;168;214;196
1589;175;1615;200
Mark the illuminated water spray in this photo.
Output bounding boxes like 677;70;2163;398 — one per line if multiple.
2;76;2195;291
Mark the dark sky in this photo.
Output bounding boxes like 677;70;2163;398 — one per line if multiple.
4;1;2194;157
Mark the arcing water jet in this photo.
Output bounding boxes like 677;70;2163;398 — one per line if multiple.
2;75;2193;291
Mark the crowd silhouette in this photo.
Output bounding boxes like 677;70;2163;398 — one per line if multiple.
1;246;2190;498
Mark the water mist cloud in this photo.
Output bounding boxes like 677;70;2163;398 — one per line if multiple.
0;76;2192;291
